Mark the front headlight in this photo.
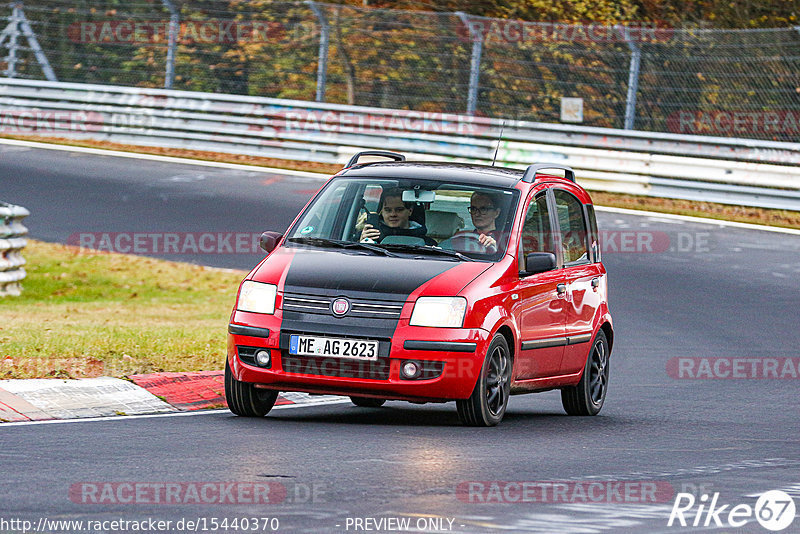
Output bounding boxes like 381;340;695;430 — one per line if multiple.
236;281;278;315
409;297;467;328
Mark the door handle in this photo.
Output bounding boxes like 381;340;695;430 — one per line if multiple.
591;277;600;289
557;283;567;296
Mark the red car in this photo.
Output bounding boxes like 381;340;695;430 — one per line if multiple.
226;151;613;426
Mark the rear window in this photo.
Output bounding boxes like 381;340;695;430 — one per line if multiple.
586;204;600;262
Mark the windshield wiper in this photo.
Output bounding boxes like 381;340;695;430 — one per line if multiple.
286;237;398;257
377;243;476;262
345;241;399;257
286;237;345;248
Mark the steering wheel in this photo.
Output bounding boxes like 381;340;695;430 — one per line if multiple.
444;232;488;253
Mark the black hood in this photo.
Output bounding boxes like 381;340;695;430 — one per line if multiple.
282;247;456;301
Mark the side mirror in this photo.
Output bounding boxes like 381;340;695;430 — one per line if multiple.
259;231;283;253
524;252;556;275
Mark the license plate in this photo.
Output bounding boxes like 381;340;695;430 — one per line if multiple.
289;335;379;360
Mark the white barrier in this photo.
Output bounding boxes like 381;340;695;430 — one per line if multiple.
0;201;29;296
1;78;799;210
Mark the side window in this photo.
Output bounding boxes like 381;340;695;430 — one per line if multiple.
292;182;348;239
586;204;600;263
554;189;589;265
519;192;553;270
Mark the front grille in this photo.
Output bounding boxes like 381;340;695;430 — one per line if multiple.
281;353;390;380
282;293;404;320
282;295;329;313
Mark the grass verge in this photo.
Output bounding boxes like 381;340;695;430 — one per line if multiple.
0;240;245;379
3;134;799;230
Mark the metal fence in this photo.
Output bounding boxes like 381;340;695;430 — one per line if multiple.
2;78;799;211
0;201;28;296
2;1;799;142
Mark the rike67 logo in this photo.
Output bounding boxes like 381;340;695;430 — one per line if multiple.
669;490;796;531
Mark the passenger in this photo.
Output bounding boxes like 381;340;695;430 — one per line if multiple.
360;188;430;244
455;191;503;251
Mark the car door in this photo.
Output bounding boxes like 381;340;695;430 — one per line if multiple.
514;187;568;380
553;188;604;375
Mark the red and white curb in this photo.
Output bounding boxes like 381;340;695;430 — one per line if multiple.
0;372;345;422
0;377;175;421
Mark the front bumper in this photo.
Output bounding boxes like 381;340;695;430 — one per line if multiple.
227;310;490;401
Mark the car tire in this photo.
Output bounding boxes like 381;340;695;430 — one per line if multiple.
225;359;278;417
349;396;386;408
456;334;511;427
561;330;609;416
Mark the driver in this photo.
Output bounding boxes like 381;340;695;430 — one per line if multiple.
454;191;502;251
360;188;429;243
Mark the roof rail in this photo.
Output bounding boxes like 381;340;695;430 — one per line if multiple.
522;163;576;183
346;150;406;168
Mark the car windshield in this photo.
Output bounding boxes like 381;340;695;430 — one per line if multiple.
285;177;520;261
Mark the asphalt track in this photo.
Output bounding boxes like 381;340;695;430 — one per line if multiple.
1;144;799;533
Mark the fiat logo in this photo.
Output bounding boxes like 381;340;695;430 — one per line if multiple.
331;298;350;316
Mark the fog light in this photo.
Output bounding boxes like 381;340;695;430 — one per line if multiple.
402;360;420;379
255;350;271;367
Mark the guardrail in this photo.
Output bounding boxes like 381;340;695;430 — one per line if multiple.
0;201;29;297
1;78;799;211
